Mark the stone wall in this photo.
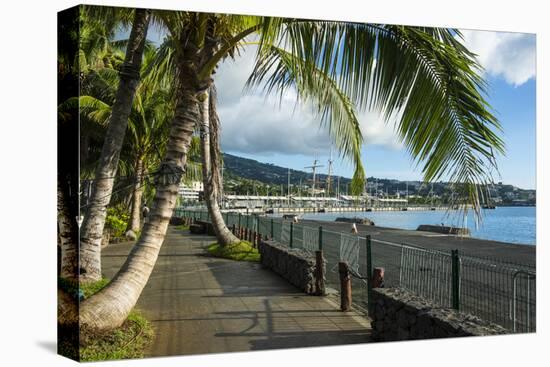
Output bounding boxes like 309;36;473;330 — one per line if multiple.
371;288;507;341
258;240;323;295
170;216;185;225
190;220;216;236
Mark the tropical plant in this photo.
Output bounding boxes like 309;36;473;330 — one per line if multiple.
199;85;240;245
78;7;151;282
58;7;81;281
74;47;175;232
77;14;503;332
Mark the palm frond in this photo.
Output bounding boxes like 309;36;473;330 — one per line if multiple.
246;45;365;194
250;20;504;218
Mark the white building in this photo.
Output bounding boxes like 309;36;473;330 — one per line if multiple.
179;181;204;201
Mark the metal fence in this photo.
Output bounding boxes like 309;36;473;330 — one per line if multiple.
176;209;536;333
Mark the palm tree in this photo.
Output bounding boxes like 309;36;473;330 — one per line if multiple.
199;85;240;245
79;8;152;282
58;6;85;281
74;64;174;234
57;180;78;280
78;13;210;330
76;87;173;234
77;14;503;331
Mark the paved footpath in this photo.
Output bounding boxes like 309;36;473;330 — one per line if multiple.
102;227;371;357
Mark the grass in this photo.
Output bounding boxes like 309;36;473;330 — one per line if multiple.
176;224;190;231
59;277;110;299
79;310;154;361
57;277;154;362
207;241;260;262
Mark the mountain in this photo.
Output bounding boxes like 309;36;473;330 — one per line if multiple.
222;153;348;187
221;153;536;205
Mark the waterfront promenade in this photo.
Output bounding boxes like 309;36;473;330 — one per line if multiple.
101;228;371;356
296;218;535;332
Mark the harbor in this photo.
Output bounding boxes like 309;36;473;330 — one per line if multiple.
177;209;536;333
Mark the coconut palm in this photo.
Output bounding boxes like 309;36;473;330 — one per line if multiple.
58;8;81;281
72;47;176;234
78;14;503;331
199;84;240;245
79;7;151;282
76;85;173;234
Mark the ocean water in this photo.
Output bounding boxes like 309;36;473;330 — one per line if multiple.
301;206;536;245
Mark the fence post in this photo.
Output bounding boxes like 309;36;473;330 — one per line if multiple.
451;249;460;310
339;262;352;311
366;235;373;313
238;213;242;230
270;218;274;239
290;222;293;248
372;268;385;288
318;226;323;251
253;217;258;247
315;248;325;295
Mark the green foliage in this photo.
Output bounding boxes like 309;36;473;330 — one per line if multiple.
79;310;154;361
105;206;129;238
207;241;260;262
246;21;505;218
58;277;110;299
176;224;189;231
58;276;154;361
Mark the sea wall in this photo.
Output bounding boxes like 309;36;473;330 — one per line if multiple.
258;240;321;295
371;288;507;341
417;224;470;236
335;217;375;225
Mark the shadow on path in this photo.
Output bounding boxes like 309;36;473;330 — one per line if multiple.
101;227;371;357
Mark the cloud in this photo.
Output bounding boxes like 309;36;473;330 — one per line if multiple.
214;48;401;157
459;30;536;86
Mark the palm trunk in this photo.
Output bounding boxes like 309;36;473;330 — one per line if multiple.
79;48;202;331
200;89;240;246
208;85;224;201
79;9;151;282
58;180;79;280
127;157;144;232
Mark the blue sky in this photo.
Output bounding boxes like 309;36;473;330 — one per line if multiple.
140;26;537;190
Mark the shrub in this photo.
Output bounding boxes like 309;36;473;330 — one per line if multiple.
105;206;129;238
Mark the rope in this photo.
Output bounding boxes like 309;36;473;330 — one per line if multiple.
348;267;369;280
79;171;157;210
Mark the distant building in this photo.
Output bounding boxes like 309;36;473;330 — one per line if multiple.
179;181;204;201
505;192;516;200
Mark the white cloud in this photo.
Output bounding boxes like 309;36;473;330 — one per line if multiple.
214;47;401;157
460;30;536;86
358;110;401;149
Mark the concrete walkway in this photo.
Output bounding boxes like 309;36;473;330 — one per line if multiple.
101;227;371;357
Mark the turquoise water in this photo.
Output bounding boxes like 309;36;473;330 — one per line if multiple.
301;206;536;245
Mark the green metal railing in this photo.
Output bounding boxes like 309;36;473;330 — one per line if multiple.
175;208;536;333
